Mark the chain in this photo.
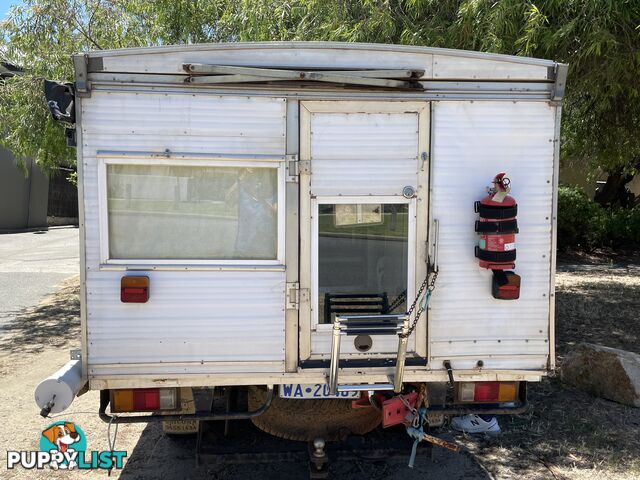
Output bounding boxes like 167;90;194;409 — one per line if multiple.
400;268;438;339
399;394;420;428
387;290;407;313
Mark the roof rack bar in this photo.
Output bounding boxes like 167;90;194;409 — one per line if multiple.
187;74;278;84
183;64;423;89
185;64;423;78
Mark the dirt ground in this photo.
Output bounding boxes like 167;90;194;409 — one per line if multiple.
1;257;639;479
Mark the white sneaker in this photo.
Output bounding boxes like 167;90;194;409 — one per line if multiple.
450;415;501;435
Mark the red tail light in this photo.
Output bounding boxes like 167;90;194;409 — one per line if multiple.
133;388;160;411
474;382;500;402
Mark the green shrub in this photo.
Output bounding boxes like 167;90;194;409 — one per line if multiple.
557;184;640;250
557;185;605;249
604;207;640;247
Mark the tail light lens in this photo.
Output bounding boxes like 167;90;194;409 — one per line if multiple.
475;382;501;402
110;388;178;412
456;382;519;403
133;388;160;411
121;276;149;303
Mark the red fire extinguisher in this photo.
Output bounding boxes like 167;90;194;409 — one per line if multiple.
475;172;521;300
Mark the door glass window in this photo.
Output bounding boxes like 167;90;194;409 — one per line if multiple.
318;203;409;323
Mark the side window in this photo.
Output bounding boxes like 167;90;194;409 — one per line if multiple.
102;161;282;263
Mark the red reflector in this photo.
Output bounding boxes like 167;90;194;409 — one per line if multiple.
474;382;500;402
124;288;145;294
121;276;149;303
133;388;160;411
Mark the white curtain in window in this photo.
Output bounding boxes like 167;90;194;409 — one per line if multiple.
106;164;278;260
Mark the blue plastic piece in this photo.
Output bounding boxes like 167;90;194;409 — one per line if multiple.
405;407;427;468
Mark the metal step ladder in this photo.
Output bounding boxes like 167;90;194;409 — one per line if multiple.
328;314;410;395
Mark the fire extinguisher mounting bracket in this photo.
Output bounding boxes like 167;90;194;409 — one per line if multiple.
475;219;519;234
475;203;518;219
475;246;517;263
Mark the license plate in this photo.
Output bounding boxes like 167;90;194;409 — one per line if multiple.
279;384;360;399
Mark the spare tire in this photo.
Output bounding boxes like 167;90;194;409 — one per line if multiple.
248;386;381;441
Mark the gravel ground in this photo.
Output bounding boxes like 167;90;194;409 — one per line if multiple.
1;259;639;479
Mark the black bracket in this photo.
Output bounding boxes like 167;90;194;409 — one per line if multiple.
442;360;455;386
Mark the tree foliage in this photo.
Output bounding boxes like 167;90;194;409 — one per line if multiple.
1;0;639;180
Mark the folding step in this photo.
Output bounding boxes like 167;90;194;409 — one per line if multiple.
328;314;409;395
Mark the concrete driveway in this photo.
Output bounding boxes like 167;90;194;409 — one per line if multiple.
0;226;79;328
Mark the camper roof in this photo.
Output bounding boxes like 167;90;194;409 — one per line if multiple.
74;42;567;101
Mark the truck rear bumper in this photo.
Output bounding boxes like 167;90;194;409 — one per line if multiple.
98;386;275;424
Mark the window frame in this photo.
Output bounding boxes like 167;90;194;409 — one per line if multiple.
97;153;286;266
310;195;417;332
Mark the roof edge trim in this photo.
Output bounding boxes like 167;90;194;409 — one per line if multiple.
77;41;557;68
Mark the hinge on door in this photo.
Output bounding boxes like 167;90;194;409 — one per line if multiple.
286;282;300;309
286;154;299;183
299;159;311;175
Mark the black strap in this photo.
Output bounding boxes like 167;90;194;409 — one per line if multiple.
475;247;516;263
475;201;518;219
475;219;519;234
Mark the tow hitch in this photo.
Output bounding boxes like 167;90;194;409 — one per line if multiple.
308;438;329;479
381;389;460;467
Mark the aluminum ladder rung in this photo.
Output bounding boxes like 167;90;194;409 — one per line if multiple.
328;314;410;395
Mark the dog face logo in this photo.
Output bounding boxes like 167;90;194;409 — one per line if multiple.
40;421;87;469
42;423;80;453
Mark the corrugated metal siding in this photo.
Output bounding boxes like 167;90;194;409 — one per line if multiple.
81;91;287;374
82;92;286;137
310;113;419;196
86;271;285;364
429;101;555;371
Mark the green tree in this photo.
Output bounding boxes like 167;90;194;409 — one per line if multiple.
1;0;639;202
0;0;235;173
429;0;640;207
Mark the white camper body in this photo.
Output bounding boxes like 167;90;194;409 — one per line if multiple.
71;42;564;395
